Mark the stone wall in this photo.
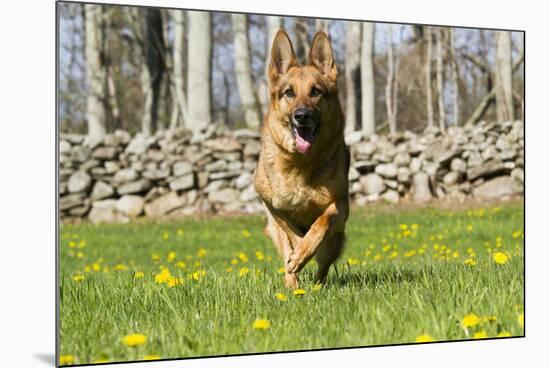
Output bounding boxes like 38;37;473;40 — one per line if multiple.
60;120;524;223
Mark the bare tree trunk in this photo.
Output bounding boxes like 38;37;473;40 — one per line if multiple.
385;25;397;133
424;26;434;130
187;11;212;132
435;28;446;132
171;9;188;128
260;16;283;115
361;22;375;135
344;21;361;133
232;14;261;129
448;28;460;125
495;30;514;122
294;18;309;64
84;4;107;141
315;19;330;33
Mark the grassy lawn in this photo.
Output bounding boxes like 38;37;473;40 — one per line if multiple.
59;202;524;365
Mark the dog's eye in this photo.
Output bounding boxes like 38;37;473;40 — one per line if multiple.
310;87;321;97
283;88;295;98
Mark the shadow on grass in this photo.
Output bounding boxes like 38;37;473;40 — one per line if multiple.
328;265;431;288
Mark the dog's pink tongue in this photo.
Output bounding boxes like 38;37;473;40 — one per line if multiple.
295;129;314;154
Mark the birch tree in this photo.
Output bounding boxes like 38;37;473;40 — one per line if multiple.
344;21;361;133
84;4;107;141
361;22;375;135
170;9;188;128
315;19;330;33
495;30;514;122
435;27;446;132
385;24;399;133
187;11;212;132
294;18;309;64
260;16;283;114
424;26;434;130
448;28;460;125
232;14;261;129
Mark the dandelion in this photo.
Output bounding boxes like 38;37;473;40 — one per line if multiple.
134;271;144;279
59;355;74;365
399;224;408;230
311;283;322;292
175;261;186;269
92;262;101;272
389;251;399;259
143;355;160;360
275;293;287;301
238;252;249;262
162;231;169;241
452;251;460;259
347;258;359;266
473;330;488;339
231;259;239;265
154;269;171;284
497;331;512;337
114;264;128;271
255;251;265;261
252;319;271;330
277;267;286;274
167;277;184;287
78;240;86;248
493;252;510;265
73;274;85;282
415;334;434;343
68;241;76;248
242;229;251;238
189;270;206;281
76;251;84;258
481;315;497;323
239;267;249;277
411;224;419;230
373;254;383;262
518;312;524;328
122;333;147;347
226;267;233;273
197;248;207;258
467;224;473;232
167;251;176;263
461;314;480;328
151;254;160;262
176;228;184;236
404;250;416;258
293;289;306;297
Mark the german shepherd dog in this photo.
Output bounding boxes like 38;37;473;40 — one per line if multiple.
254;30;350;289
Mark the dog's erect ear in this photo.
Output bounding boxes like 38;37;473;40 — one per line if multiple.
269;30;299;82
307;31;337;80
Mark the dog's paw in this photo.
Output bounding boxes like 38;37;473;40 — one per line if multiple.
287;250;307;274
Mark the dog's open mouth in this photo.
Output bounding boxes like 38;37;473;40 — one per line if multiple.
292;124;318;154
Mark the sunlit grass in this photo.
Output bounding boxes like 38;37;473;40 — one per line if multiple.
59;201;524;365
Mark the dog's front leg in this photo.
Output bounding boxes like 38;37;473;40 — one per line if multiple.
287;199;348;274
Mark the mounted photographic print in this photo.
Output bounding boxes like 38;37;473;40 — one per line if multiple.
57;1;525;366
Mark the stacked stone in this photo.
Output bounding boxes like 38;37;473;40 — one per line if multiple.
59;120;524;223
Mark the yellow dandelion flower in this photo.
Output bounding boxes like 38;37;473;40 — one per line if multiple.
275;293;287;301
239;267;249;277
252;319;271;330
493;252;509;265
293;289;306;296
154;269;171;284
415;334;434;343
122;333;147;347
373;254;383;261
238;252;249;262
73;274;85;282
197;248;207;258
226;267;233;272
403;230;412;237
473;330;488;339
231;259;239;265
162;231;169;241
462;314;480;328
464;258;477;266
518;313;524;328
176;261;186;269
143;355;160;360
176;229;184;236
411;224;419;230
399;224;408;230
452;251;460;259
92;262;101;272
467;224;473;232
76;251;84;258
84;265;91;273
383;245;391;252
151;254;160;262
277;267;286;274
167;251;176;263
59;355;74;365
347;258;359;266
189;270;206;281
242;229;251;238
167;277;184;287
134;271;144;279
68;241;76;248
497;331;512;337
78;240;86;248
255;251;265;261
404;250;416;258
417;248;425;255
114;264;128;271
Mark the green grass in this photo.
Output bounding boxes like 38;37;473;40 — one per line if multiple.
59;202;524;365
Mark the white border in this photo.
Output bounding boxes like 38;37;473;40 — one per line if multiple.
2;0;547;367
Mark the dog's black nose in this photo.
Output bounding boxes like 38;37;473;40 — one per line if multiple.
293;108;313;124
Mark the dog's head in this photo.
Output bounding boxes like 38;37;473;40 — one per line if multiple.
267;30;342;155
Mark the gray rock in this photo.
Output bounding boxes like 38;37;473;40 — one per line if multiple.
243;140;261;156
172;161;193;176
60;133;84;145
203;137;242;152
375;163;398;179
60;140;71;155
450;158;467;173
467;159;507;181
209;171;241;180
385;180;398;189
481;145;499;161
205;160;227;172
92;147;118;160
473;176;522;199
412;172;432;203
204;180;229;193
354;195;369;207
116;195;145;218
381;190;399;204
240;185;259;202
117;179;152;195
467;151;483;167
353;160;377;173
360;174;386;195
345;131;364;146
90;181;114;201
104;161;120;174
169;173;195;191
350;181;363;194
511;168;524;183
348;167;360;181
393;152;411;167
68;199;91;217
213;151;241;161
397;167;411;183
71;146;92;163
443;171;460;186
113;168;139;184
233;129;261;139
409;157;422;174
236;172;253;189
68;171;92;193
144;192;185;217
60;193;85;211
227;161;243;171
142;168;171;180
197;172;209;189
125;135;149;155
89;200;129;224
209;188;239;204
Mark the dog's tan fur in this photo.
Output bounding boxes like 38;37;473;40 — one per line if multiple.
253;30;350;288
